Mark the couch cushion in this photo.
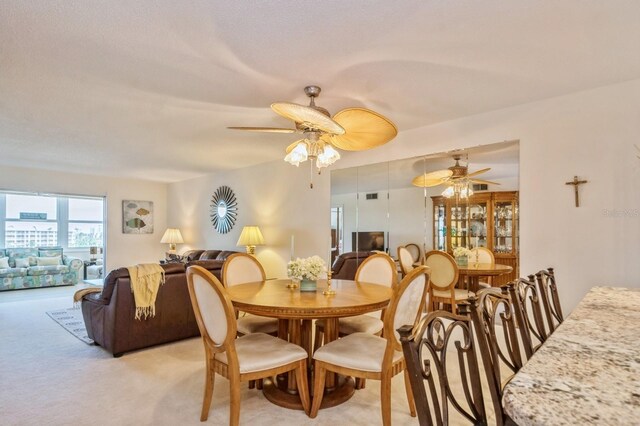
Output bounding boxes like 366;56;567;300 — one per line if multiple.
198;250;221;260
216;250;239;260
0;257;9;269
28;265;70;276
39;247;63;258
14;257;32;268
36;256;63;266
6;248;39;267
0;268;28;278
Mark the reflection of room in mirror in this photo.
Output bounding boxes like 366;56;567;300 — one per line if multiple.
330;140;519;282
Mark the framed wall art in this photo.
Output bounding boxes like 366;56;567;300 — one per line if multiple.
122;200;154;234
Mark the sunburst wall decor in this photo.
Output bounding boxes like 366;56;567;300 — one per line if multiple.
210;186;237;234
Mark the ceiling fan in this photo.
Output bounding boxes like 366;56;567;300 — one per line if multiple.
229;85;398;188
412;154;500;197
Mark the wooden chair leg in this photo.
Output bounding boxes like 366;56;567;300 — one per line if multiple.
310;363;327;418
248;380;255;389
355;378;366;389
256;379;263;390
403;368;416;417
294;360;311;415
229;374;241;426
201;354;215;421
313;323;324;353
381;371;392;426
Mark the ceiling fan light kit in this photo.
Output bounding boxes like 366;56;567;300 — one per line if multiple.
230;85;397;188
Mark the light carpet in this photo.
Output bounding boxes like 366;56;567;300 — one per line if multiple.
0;286;492;425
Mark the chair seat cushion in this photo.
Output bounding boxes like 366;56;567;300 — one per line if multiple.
432;288;472;300
237;314;279;335
313;332;403;373
340;315;384;335
216;332;307;373
316;315;384;335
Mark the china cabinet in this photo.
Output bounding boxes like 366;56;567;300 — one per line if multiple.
432;191;518;284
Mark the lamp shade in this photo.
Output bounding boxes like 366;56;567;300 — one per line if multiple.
236;226;265;247
161;228;184;244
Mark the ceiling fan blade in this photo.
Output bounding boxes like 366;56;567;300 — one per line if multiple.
284;139;307;154
412;174;449;188
466;167;491;178
271;102;345;135
227;126;298;133
470;178;501;185
323;108;398;151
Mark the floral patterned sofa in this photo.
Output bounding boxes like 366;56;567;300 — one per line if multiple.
0;247;83;291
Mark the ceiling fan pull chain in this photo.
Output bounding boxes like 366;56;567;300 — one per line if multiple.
309;160;314;189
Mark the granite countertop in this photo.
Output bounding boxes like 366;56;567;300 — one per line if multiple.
502;286;640;426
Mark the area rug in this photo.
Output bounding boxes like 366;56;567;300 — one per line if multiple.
46;307;94;344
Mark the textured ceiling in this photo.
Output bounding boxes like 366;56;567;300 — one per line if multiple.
1;1;639;182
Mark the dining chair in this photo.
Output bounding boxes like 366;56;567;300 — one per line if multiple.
313;253;397;351
397;246;415;278
221;253;278;336
404;243;422;264
310;266;430;426
186;266;310;424
469;247;495;288
468;286;533;426
398;303;491;426
508;275;548;357
424;250;470;314
535;267;564;334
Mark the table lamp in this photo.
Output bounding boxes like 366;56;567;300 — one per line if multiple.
161;228;184;254
236;226;265;255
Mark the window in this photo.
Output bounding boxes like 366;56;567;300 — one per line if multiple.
68;198;103;248
0;192;105;250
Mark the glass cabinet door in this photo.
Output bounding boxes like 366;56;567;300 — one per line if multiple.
450;204;468;249
494;201;515;254
469;203;488;249
433;203;446;251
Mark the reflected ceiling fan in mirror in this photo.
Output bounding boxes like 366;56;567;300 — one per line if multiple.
412;154;500;198
229;85;398;188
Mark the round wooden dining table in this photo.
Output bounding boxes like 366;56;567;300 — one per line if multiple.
457;262;513;292
226;278;392;411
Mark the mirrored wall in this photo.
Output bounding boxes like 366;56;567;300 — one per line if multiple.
330;140;520;281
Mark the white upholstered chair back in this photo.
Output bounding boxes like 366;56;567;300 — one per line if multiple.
186;266;236;348
222;253;266;287
470;247;495;264
424;250;458;291
404;243;421;264
397;246;414;276
384;266;430;348
355;253;397;288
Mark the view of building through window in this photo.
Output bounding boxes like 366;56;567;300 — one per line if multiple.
1;192;105;249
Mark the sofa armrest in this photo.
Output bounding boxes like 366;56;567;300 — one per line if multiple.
64;256;83;270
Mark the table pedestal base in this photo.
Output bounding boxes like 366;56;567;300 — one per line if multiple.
262;375;355;410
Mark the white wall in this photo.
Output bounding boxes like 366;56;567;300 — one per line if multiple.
333;79;640;313
0;165;168;272
168;160;330;279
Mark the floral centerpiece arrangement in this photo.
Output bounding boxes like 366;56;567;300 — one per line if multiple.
453;246;471;266
287;255;327;291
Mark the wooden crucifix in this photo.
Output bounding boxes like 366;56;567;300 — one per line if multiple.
565;175;588;207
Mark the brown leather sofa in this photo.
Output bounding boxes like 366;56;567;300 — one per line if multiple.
331;251;375;280
81;252;238;357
